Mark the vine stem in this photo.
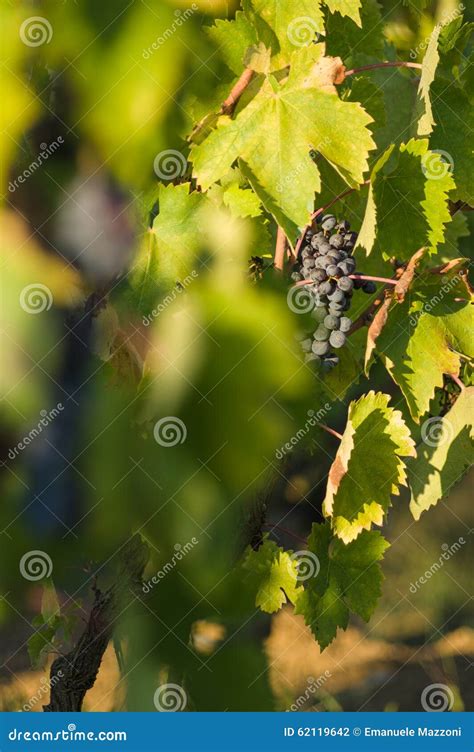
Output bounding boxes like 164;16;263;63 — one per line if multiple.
221;68;254;115
263;523;307;546
350;273;398;286
293;274;398;287
293;181;370;259
345;61;422;76
274;227;287;271
448;372;465;391
319;423;343;440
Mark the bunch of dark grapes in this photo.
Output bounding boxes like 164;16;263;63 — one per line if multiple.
292;214;376;370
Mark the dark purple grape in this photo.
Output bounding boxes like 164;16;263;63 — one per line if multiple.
362;281;377;294
312;340;330;355
319;280;335;295
338;276;354;292
318;242;332;255
329;330;346;348
336;220;350;232
339;317;352;333
321;215;337;232
314;324;330;341
300;337;313;352
310;268;327;282
291;272;303;282
328;288;345;303
326;264;339;277
329;234;344;249
324;314;340;330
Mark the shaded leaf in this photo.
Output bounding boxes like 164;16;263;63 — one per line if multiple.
295;522;389;649
409;388;474;519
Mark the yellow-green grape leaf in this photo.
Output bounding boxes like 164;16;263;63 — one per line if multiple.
323;392;416;542
190;53;374;232
357;138;455;259
246;0;325;60
222;183;263;218
325;0;362;27
206;12;258;75
243;539;303;613
374;301;473;421
409;388;474;520
416;23;441;136
294;522;389;649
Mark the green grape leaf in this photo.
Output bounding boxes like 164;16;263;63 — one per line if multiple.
409;387;474;520
429;80;474;204
357;138;455;259
325;0;384;62
322;392;416;542
129;183;206;314
206;12;258;75
222;182;263;218
325;0;362;27
295;522;389;649
243;539;303;613
416;24;441;136
191;49;374;231
245;0;325;61
373;300;473;421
